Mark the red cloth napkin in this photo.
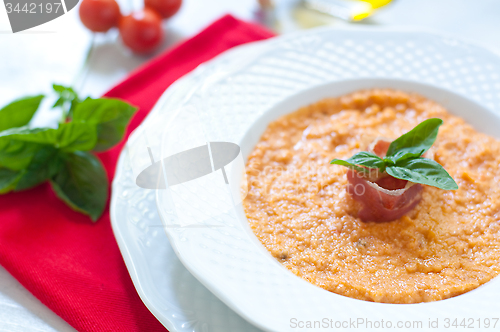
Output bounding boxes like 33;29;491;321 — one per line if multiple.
0;15;274;332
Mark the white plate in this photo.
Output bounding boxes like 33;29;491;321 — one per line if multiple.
111;27;500;332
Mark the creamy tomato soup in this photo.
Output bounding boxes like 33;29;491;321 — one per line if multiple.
243;89;500;303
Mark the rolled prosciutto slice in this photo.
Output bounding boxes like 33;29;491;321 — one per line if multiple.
347;139;424;222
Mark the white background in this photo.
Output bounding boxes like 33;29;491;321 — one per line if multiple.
0;0;499;331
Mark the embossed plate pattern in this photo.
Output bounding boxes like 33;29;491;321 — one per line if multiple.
111;27;500;332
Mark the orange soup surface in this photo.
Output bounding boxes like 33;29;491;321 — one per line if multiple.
243;89;500;303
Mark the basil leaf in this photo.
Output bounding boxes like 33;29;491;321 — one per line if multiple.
15;146;62;191
0;141;39;170
0;128;56;170
384;152;421;165
56;122;97;152
50;151;108;221
0;95;44;132
331;152;386;174
0;124;97;153
53;84;78;102
346;151;386;170
0;145;62;192
53;84;80;119
72;98;137;152
386;158;459;190
0;168;23;194
386;118;443;161
0;126;58;145
0;146;39;171
330;159;369;173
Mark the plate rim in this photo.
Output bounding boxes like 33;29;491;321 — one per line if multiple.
110;39;274;331
112;26;500;332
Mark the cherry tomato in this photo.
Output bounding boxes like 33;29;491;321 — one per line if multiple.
144;0;182;19
119;8;164;54
79;0;121;32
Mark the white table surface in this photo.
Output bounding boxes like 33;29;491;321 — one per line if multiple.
0;0;500;331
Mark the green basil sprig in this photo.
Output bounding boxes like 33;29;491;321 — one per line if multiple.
331;118;459;190
0;84;137;221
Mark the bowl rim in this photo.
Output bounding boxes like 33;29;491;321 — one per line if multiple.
239;77;500;160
